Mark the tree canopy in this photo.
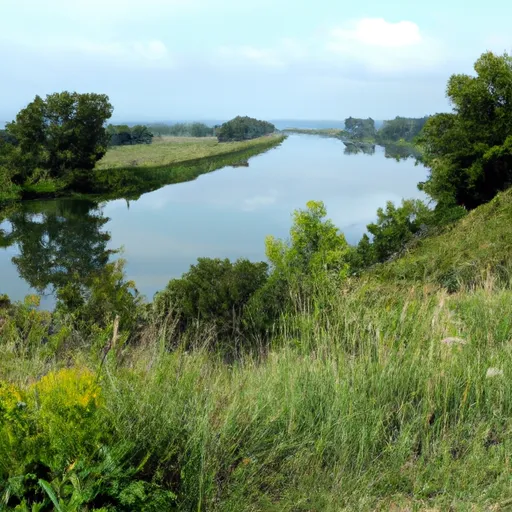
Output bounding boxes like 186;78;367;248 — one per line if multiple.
377;116;429;143
107;124;153;146
217;116;275;142
344;117;376;140
5;92;113;183
419;51;512;209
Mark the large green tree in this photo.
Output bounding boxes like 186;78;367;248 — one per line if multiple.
419;52;512;209
6;92;113;182
344;117;376;140
217;116;275;142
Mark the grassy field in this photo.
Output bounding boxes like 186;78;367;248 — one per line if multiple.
1;189;511;510
96;135;285;170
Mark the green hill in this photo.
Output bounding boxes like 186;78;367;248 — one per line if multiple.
1;189;511;510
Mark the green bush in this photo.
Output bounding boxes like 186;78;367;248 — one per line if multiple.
154;258;268;351
216;116;275;142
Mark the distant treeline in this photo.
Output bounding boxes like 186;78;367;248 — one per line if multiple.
107;125;153;146
377;116;429;142
149;122;215;137
216;116;275;142
344;116;429;142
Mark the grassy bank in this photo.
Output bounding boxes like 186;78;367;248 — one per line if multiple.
96;135;284;170
1;188;511;510
1;135;286;203
87;134;286;200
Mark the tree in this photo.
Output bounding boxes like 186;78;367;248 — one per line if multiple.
419;52;512;209
366;199;430;263
6;92;113;182
376;116;428;143
265;201;350;301
344;117;376;140
107;124;153;146
155;258;269;345
217;116;275;142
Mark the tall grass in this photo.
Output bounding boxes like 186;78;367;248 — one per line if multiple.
2;189;512;510
2;275;511;510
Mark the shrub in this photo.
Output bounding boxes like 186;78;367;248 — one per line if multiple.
216;116;275;142
154;258;269;351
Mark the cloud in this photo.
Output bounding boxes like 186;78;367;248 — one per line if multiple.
326;18;443;73
3;35;173;69
330;19;422;49
216;38;308;69
213;19;442;76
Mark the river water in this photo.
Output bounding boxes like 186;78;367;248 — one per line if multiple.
0;135;427;306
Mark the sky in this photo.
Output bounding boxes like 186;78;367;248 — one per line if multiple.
1;0;511;124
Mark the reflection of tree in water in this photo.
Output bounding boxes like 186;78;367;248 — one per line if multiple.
0;199;114;294
343;142;376;156
383;143;421;161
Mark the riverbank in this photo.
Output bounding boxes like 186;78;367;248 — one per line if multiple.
1;188;511;510
96;135;285;170
0;135;286;203
283;126;422;159
282;127;348;138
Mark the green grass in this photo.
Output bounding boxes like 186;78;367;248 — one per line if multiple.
96;135;285;170
1;188;512;510
86;135;286;200
374;188;512;290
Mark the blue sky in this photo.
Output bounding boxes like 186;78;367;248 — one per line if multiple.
1;0;510;123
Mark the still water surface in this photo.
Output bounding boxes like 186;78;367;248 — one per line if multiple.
0;135;427;306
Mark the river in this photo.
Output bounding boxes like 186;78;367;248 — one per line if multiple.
0;135;427;307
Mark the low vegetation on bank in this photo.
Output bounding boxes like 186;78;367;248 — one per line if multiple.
96;135;283;170
1;51;511;510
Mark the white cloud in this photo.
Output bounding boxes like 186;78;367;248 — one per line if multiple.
213;19;442;75
326;18;443;73
330;19;422;49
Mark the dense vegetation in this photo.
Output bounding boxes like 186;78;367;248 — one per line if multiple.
376;116;429;143
419;51;512;210
1;51;512;510
216;116;275;142
106;124;153;146
3;92;113;183
344;116;376;140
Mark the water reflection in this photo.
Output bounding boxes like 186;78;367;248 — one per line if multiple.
343;141;376;156
0;199;114;296
383;143;422;161
0;135;427;304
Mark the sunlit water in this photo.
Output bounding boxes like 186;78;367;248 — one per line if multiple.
0;135;427;307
